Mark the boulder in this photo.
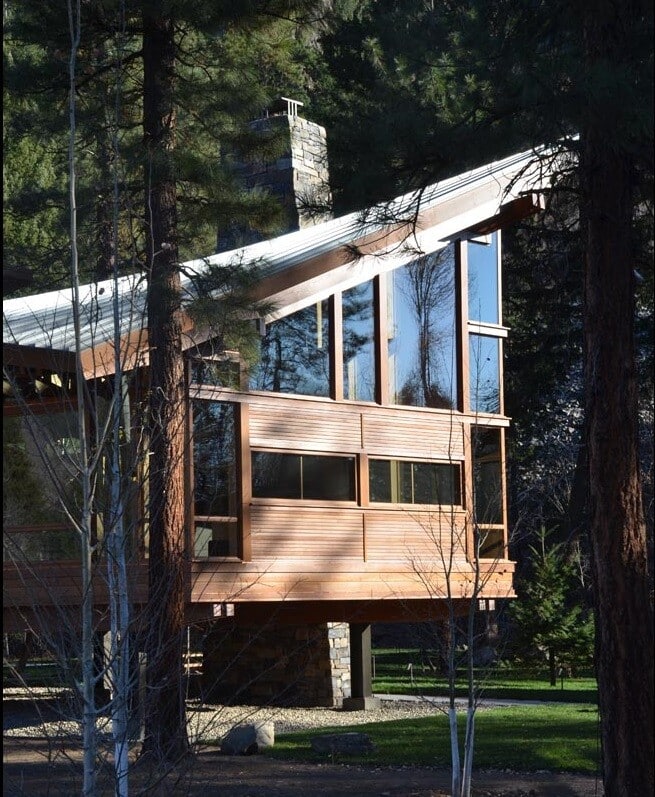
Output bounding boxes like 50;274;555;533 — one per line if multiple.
221;721;275;755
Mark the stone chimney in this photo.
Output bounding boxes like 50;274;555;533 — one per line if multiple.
217;97;333;252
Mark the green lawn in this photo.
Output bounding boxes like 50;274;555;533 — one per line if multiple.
3;661;66;688
372;648;598;704
268;703;600;773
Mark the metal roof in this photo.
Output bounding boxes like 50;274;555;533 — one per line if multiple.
3;145;556;358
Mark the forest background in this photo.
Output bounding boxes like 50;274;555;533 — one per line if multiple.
3;1;653;796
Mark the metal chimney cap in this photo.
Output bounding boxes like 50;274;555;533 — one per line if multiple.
269;96;304;118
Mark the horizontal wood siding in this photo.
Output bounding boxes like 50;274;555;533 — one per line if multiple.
2;562;150;608
250;505;364;558
187;563;514;604
363;413;464;460
364;509;467;562
4;557;514;622
205;390;466;461
248;399;361;452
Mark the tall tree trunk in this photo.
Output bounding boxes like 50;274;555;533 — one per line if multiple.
582;3;654;794
141;7;190;763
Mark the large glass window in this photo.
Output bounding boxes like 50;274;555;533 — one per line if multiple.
468;234;499;324
193;401;237;517
369;459;461;505
387;249;457;408
472;428;502;525
192;400;240;557
469;335;501;414
248;299;330;397
472;426;505;559
343;280;376;401
252;452;356;501
3;411;82;562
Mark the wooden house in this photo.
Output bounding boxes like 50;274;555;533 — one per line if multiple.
3;105;553;706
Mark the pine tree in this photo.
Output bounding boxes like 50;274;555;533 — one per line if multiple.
314;3;653;792
5;0;321;765
510;529;594;686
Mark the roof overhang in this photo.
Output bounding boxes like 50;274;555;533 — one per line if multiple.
3;145;557;381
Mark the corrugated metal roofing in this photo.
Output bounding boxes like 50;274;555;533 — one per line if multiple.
3;145;555;356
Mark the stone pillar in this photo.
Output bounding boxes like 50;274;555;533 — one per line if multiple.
217;98;333;252
343;623;381;710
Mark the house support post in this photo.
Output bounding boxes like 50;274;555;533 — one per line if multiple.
343;623;381;710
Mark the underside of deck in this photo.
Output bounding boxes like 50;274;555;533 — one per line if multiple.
3;556;514;633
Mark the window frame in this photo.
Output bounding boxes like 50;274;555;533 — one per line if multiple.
250;448;359;505
367;456;463;508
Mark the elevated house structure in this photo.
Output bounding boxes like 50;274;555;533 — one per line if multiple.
3;102;554;706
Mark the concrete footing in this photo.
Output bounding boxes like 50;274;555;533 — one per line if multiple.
342;696;382;711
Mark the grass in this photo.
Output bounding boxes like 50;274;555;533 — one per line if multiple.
372;648;598;704
3;661;67;688
266;650;600;774
268;703;601;774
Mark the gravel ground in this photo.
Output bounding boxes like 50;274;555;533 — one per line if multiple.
3;686;448;743
189;695;451;741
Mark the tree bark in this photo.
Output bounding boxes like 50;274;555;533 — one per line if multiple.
141;7;190;763
582;3;654;794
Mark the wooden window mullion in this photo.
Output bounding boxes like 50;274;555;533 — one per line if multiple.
375;273;389;405
455;239;469;414
330;293;343;400
237;402;252;561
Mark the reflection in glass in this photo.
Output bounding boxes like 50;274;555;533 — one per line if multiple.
472;427;503;525
468;233;499;324
193;401;237;518
190;358;241;389
369;459;461;505
249;300;330;397
387;248;457;408
343;280;376;401
3;412;80;524
469;334;501;413
252;452;356;501
3;411;83;561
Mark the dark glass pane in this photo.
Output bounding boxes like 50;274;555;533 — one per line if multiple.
249;300;330;397
468;233;499;324
3;412;82;529
3;528;80;562
190;358;241;389
412;462;434;504
412;463;461;505
302;455;356;500
194;520;239;558
193;401;237;516
252;452;356;500
252;452;301;498
369;459;392;502
369;460;461;506
437;464;462;505
343;280;376;401
473;428;503;524
469;334;501;413
479;529;504;559
387;248;457;408
398;461;414;503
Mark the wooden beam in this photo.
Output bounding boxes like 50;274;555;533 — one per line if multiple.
230;598;459;625
464;192;547;235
